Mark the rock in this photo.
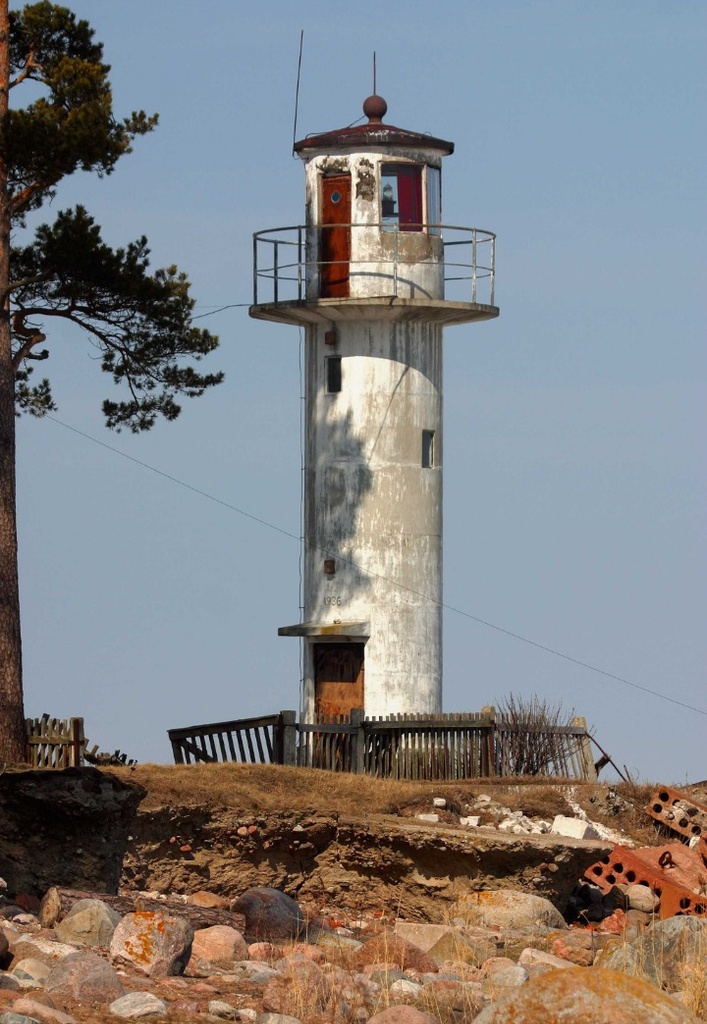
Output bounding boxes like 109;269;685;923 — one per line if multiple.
551;815;599;840
0;768;144;897
393;923;470;961
460;816;481;827
110;911;193;978
54;899;122;947
188;925;248;970
11;999;76;1024
11;939;76;965
517;947;574;970
257;1016;303;1024
482;956;516;976
207;1000;238;1020
262;958;324;1017
0;1014;44;1024
186;891;229;909
432;798;446;808
472;966;700;1022
389;978;423;998
11;959;50;988
597;915;707;993
351;932;438;973
367;1007;438;1024
108;992;168;1019
551;929;596;966
625;884;659;914
415;814;439;824
451;890;567;931
231;888;303;943
44;951;125;1003
0;975;22;992
421;978;484;1015
485;964;529;994
247;942;284;962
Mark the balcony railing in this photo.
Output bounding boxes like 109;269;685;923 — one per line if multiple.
252;224;496;308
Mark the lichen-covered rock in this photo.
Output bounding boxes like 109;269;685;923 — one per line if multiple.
54;899;122;948
231;888;303;943
109;911;193;978
452;890;566;931
472;967;700;1023
44;951;125;1003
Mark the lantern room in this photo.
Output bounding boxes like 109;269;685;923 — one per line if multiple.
294;94;451;302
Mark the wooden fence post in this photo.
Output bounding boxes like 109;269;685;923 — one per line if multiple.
280;711;297;767
70;718;85;767
572;716;597;781
481;705;497;777
351;708;365;775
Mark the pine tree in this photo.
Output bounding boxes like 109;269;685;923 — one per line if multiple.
0;2;223;760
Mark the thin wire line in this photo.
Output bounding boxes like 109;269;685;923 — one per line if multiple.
191;303;251;321
45;414;707;719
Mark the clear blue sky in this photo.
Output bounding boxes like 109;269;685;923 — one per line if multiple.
14;1;706;782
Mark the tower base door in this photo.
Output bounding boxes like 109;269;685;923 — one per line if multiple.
313;642;364;720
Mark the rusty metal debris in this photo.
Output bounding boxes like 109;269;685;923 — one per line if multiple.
584;784;707;920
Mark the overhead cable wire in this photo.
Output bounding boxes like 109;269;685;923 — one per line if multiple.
45;414;707;719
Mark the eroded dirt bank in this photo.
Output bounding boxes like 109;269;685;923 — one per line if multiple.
112;764;635;919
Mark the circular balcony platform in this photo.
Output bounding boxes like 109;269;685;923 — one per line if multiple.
249;296;500;328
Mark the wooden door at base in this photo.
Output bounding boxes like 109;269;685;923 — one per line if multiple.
320;175;351;298
314;643;364;718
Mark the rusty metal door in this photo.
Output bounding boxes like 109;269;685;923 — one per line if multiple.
314;643;364;718
320;175;351;298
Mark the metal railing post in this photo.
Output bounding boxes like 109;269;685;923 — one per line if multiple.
273;241;279;304
490;234;496;307
252;233;258;305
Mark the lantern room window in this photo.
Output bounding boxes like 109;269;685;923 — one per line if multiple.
381;164;423;231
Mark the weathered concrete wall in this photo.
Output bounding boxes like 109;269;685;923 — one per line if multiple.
302;317;443;719
303;150;445;301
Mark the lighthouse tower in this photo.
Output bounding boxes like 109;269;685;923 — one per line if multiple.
250;95;498;722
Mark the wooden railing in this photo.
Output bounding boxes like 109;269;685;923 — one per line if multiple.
168;708;599;781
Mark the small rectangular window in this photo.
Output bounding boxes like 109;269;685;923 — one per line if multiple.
422;430;435;468
381;163;423;232
326;356;342;393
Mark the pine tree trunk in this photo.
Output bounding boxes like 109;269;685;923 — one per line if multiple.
0;0;26;763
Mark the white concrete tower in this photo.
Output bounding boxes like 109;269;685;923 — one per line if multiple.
250;95;498;722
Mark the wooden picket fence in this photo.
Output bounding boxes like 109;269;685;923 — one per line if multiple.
24;715;85;769
168;708;600;781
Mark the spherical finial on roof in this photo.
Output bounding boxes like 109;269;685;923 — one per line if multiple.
363;94;387;123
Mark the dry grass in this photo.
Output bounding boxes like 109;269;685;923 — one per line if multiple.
106;762;440;815
105;764;664;843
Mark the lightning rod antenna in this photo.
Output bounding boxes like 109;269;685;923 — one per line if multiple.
373;51;377;95
292;30;304;156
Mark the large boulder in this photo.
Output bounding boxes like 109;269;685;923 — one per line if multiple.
231;887;304;943
54;898;122;947
472;967;699;1023
0;768;144;897
598;916;707;993
188;924;248;971
451;890;566;931
44;950;125;1003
